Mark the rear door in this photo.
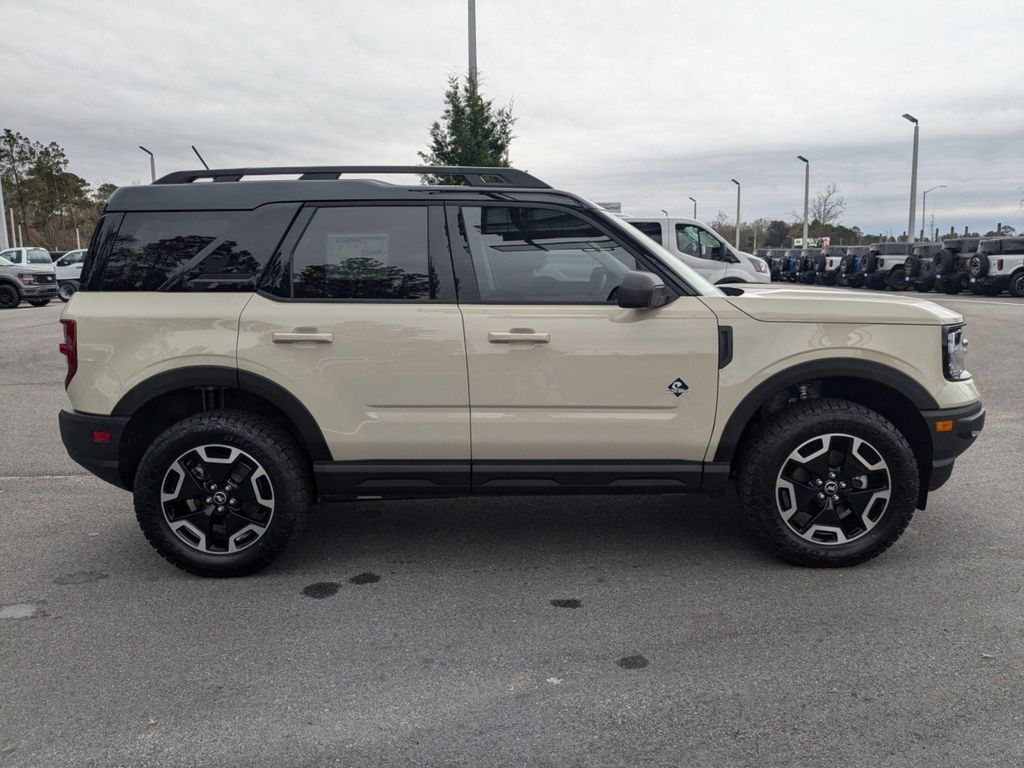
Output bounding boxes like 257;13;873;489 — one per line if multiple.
238;203;471;496
450;203;719;492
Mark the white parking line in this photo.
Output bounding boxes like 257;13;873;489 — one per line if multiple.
0;474;89;480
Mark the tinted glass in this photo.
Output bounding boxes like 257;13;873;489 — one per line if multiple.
291;206;433;300
27;248;51;264
629;221;664;243
101;205;295;291
461;206;638;303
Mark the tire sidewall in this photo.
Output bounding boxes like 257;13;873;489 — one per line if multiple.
134;413;309;576
0;285;20;308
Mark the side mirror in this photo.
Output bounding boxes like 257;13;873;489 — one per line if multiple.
617;270;672;309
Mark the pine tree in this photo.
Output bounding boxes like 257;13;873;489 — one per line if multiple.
418;71;515;184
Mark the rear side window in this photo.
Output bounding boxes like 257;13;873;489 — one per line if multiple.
291;206;434;300
27;248;52;264
629;221;664;243
100;205;297;291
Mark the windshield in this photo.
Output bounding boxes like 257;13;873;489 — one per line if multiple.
27;248;52;264
602;212;721;295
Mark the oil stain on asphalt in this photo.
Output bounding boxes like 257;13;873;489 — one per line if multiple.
550;599;582;608
349;572;381;585
616;654;649;670
53;571;108;585
301;582;340;599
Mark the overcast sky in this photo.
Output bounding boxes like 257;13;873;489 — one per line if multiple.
4;0;1022;234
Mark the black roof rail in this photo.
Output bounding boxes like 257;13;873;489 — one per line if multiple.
153;165;550;189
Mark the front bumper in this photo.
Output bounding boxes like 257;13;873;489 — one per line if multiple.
22;283;58;299
921;401;985;491
59;408;130;489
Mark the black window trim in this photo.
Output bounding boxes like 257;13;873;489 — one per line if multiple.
446;201;696;306
257;200;458;304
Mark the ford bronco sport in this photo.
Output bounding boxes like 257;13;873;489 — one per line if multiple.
59;166;985;576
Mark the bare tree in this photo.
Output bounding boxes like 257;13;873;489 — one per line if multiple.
812;183;846;226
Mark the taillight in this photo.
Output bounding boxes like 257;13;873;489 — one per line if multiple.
59;318;77;389
996;259;1003;270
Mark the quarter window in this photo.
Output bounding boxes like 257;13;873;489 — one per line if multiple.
629;221;664;244
460;206;638;303
291;206;434;300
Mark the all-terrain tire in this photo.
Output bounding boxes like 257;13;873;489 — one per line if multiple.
887;268;908;290
736;398;919;567
0;284;20;308
1011;272;1024;298
133;410;313;577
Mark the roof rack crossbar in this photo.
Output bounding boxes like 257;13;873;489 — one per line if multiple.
154;166;550;189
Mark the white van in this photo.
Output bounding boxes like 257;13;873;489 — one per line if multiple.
623;216;770;284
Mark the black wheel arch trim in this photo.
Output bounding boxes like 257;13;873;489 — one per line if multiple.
111;365;331;461
712;358;940;463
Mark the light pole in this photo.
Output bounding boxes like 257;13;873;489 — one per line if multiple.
0;176;9;249
921;184;946;241
688;197;697;219
797;155;809;246
660;208;669;219
468;0;477;77
731;179;741;249
903;113;919;241
139;145;155;183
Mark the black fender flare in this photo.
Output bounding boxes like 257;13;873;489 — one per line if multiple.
712;358;939;463
112;365;331;461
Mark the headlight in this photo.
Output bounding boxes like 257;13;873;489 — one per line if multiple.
18;273;37;285
748;257;767;273
943;324;970;381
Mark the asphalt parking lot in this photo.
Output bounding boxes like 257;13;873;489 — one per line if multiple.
1;291;1022;768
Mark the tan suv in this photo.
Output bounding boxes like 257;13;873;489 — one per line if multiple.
58;166;985;576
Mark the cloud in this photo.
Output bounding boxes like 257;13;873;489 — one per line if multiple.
4;0;1022;233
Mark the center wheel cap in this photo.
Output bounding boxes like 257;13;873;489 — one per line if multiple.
213;491;227;505
824;481;839;495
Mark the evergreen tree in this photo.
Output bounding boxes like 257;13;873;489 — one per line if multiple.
418;71;515;183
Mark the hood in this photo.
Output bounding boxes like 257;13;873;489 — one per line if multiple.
724;286;962;326
16;262;57;274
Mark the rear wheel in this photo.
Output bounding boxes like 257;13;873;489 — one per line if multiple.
887;268;908;290
0;285;21;308
133;410;312;577
58;281;79;302
737;399;919;567
1011;272;1024;298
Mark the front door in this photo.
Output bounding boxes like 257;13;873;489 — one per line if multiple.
450;204;720;492
238;203;470;496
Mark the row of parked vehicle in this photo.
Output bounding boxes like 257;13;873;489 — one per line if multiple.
758;236;1024;297
0;246;86;308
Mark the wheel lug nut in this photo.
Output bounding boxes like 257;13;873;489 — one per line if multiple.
229;497;237;506
815;479;823;487
828;472;836;479
817;493;825;500
216;505;225;513
209;483;218;491
839;482;847;489
832;494;840;502
204;497;212;504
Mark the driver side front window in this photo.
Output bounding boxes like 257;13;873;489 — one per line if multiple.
460;206;638;303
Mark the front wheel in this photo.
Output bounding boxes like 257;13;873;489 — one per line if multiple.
0;285;20;309
1011;272;1024;298
133;410;313;577
737;399;919;567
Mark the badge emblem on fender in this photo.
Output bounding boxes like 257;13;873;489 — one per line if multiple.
667;378;689;397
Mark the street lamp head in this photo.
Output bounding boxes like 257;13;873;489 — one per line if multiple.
797;155;808;164
902;113;918;124
688;197;696;203
660;209;669;218
138;145;153;156
731;178;740;186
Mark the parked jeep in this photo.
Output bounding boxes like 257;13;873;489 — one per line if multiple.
59;165;984;576
837;246;871;288
903;242;943;293
814;246;847;286
936;237;981;295
796;248;822;284
781;248;804;281
967;237;1024;297
863;243;913;290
